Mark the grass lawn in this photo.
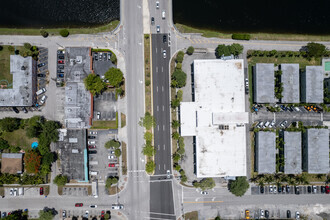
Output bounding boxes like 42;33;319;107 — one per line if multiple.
57;186;63;195
121;113;126;128
184;211;198;220
121;142;127;175
0;187;4;197
91;113;118;129
0;20;119;36
108;185;120;195
2;128;38;151
44;186;50;196
144;34;152;114
175;23;330;41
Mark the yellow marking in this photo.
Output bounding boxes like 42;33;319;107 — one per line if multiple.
183;201;224;204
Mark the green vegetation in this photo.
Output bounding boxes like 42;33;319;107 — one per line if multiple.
274;70;283;100
193;178;216;190
215;43;244;57
59;29;69;37
24;150;41;174
184;211;199;220
84;74;106;95
53;175;68;187
144;34;152;114
146;161;155;174
186;46;195;55
175;51;185;63
105;139;121;149
0;117;21;132
171;69;187;88
139;112;156;130
91;119;118;129
306;42;327;58
142;142;156;157
105;67;124;87
38;210;55;220
114;149;121;157
0;46;21;87
228;176;250;196
144;132;153;142
232;33;251;40
40;29;49;38
106;177;118;188
121;142;127;175
171;120;180;129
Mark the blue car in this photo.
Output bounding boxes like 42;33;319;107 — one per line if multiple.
58;74;64;78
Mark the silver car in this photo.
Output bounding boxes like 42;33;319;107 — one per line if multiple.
156;25;160;33
163;50;166;59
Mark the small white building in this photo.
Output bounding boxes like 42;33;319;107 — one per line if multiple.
180;59;248;178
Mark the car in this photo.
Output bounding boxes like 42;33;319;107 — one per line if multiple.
295;186;300;195
10;188;13;196
280;105;287;111
58;74;64;78
88;145;96;149
89;131;98;135
58;65;64;69
85;211;89;218
75;203;83;207
103;53;107;61
58;60;64;64
265;210;269;218
88;140;96;145
57;69;64;73
163;50;166;58
108;155;115;159
278;184;282;193
62;210;66;217
57;50;65;54
167;170;170;179
260;210;264;218
110;151;115;154
111;204;124;210
12;107;19;114
37;74;45;77
88;136;96;139
273;185;277;193
245;210;250;219
286;185;291;193
151;17;155;25
101;210;105;217
162;10;166;19
269;120;275;128
40;95;47;104
2;212;6;217
99;52;103;59
89;150;97;154
296;211;300;219
282;185;286;193
312;185;317;193
256;121;264;128
163;35;167;43
108;53;111;60
36;87;46;96
94;53;98;61
22;107;28;113
264;121;270;128
245;78;249;87
109;163;115;167
156;1;159;9
280;120;288;128
37;63;45;67
326;185;330;194
156;25;160;33
200;191;208;195
14;188;17;196
39;187;43;195
287;210;291;218
97;112;101;119
294;107;301;112
90;205;97;208
269;185;273;193
307;186;312;193
58;55;64;59
321;186;325;193
260;186;264;194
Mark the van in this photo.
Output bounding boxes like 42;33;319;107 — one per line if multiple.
36;88;46;96
90;171;98;176
162;11;165;19
97;112;100;119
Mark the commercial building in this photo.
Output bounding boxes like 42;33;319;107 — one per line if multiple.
0;55;37;106
64;47;92;129
253;63;275;103
281;64;300;103
1;153;23;174
180;59;248;178
303;128;329;174
283;131;302;174
57;129;88;182
255;131;276;174
301;66;323;103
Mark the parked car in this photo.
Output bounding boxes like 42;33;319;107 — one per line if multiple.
321;186;325;193
58;55;64;59
90;205;97;208
88;136;96;139
269;120;275;128
307;186;312;193
37;74;45;77
295;186;300;195
58;65;64;69
40;95;47;104
37;63;45;67
260;210;264;218
94;53;98;61
108;163;115;167
278;184;282;193
260;186;264;194
287;210;291;218
57;50;65;54
156;1;159;9
312;185;317;193
326;185;330;194
111;204;124;210
2;212;6;217
75;203;83;207
151;17;155;25
88;145;96;149
12;107;19;114
88;140;96;145
57;69;64;73
264;121;270;128
280;120;288;128
245;210;250;219
286;185;291;193
163;35;167;43
273;185;277;193
89;150;97;154
89;131;97;135
200;191;208;195
39;187;44;195
22;107;28;113
108;53;111;60
58;60;64;64
101;210;105;217
62;210;66;218
256;121;264;128
296;211;300;219
108;155;115;159
9;188;13;196
265;210;269;218
282;185;286;193
58;74;64;78
269;185;273;193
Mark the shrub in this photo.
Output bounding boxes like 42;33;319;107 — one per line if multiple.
105;67;124;88
40;29;49;38
186;46;194;55
171;120;180;129
306;42;327;58
232;33;251;40
24;43;31;50
139;112;156;130
146;161;155;173
172;132;180;140
8;46;15;52
172;69;187;88
110;52;117;64
115;149;121;157
59;29;69;37
193;178;215;190
105;139;121;149
144;132;153;142
145;79;151;86
181;175;187;182
106;177;118;188
176;51;185;63
177;147;185;155
173;153;180;162
142;142;155;157
229;176;250;196
176;62;182;69
53;175;68;186
174;164;181;171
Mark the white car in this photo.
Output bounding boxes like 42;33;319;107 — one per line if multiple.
269;185;273;193
167;170;170;179
88;140;96;145
256;121;264;129
40;95;47;104
273;185;277;193
156;25;160;33
162;10;166;19
245;78;249;87
280;120;288;128
9;188;13;196
200;191;208;195
163;50;166;59
89;131;97;135
269;120;275;128
108;155;115;159
111;204;124;210
156;1;159;9
312;185;317;193
296;211;300;219
260;210;264;218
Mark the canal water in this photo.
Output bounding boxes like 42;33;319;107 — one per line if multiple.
173;0;330;34
0;0;119;28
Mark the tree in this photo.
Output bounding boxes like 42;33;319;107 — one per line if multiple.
173;153;180;162
42;152;55;168
40;29;49;38
306;42;326;58
177;147;185;155
106;177;118;188
172;132;180;140
216;44;231;57
229;43;244;56
84;74;106;95
146;161;155;173
0;45;3;51
139;112;156;130
59;29;69;37
105;139;121;149
8;46;15;52
26;116;44;138
177;90;183;101
105;67;124;88
144;132;153;142
178;137;185;148
172;69;187;88
0;117;21;132
110;53;117;64
176;62;182;69
228;176;250;196
0;138;10;150
175;51;185;63
142;142;155;157
174;164;181;171
24;150;41;174
186;46;194;55
53;175;68;186
171;120;180;129
181;175;187;182
215;216;221;220
114;149;121;157
38;210;54;220
24;43;32;50
193;178;215;190
171;98;180;108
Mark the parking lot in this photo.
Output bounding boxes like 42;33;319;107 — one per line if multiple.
251;185;330;195
88;130;119;184
92;51;116;76
4;187;45;198
62;187;88;197
93;92;117;120
56;50;65;87
61;209;114;220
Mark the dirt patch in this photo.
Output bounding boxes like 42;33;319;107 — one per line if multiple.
121;113;126;128
121;141;127;175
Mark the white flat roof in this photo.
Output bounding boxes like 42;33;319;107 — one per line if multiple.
181;59;247;178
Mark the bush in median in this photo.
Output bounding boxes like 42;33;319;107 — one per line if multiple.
232;33;251;40
59;29;69;37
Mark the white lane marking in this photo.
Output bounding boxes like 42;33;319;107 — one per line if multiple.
162;86;164;92
157;106;159;111
156;67;158;72
162;105;164;111
163;125;165;131
159;164;160;170
158;145;160;150
212;197;216;201
156;48;158;53
157;125;159;131
163;144;165;150
157;86;158;92
164;164;166;170
162;66;164;72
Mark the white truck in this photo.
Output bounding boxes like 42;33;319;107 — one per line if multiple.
92;181;98;198
36;88;46;96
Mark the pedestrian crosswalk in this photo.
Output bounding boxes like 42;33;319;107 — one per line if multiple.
176;35;223;45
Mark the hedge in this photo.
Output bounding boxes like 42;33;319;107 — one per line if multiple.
232;33;251;41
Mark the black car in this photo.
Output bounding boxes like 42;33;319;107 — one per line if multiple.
295;186;300;195
94;53;98;61
89;150;97;154
88;136;96;139
22;107;28;113
151;17;155;25
286;185;290;193
287;210;291;218
37;74;45;77
265;210;269;218
260;186;264;194
37;63;46;67
321;186;326;193
58;65;64;69
58;55;64;59
307;186;312;193
163;35;167;43
12;107;19;114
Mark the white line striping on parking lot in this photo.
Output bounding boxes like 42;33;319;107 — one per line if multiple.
158;145;160;150
159;164;161;170
164;164;166;170
157;86;158;92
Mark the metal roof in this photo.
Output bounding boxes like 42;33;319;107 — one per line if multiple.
256;131;276;174
254;63;275;103
284;131;302;174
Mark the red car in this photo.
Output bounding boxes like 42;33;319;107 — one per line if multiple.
58;60;64;64
39;187;43;195
75;203;83;207
326;186;330;194
88;145;96;149
108;163;115;167
101;210;105;217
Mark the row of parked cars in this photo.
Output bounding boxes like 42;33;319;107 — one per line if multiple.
245;209;299;219
260;185;330;194
255;120;288;129
93;52;111;61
